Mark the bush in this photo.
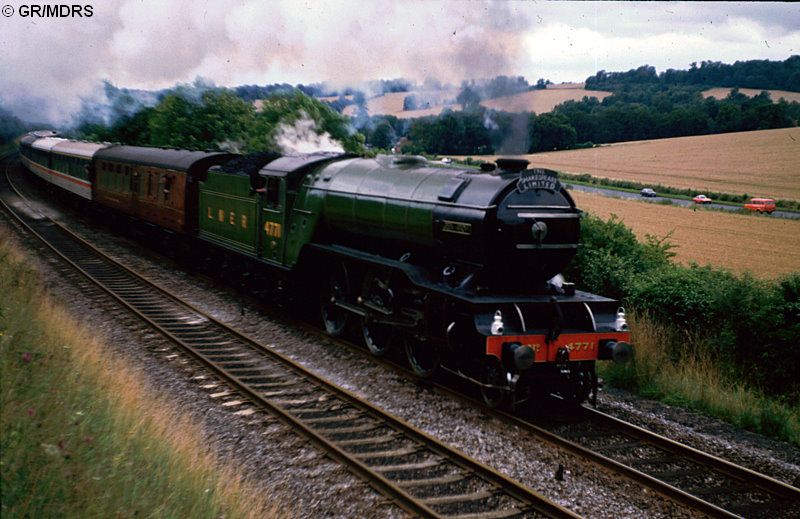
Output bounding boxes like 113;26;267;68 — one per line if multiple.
627;265;739;331
565;213;673;299
625;267;800;399
573;211;800;403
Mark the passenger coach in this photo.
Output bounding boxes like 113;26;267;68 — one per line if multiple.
92;146;234;233
19;131;104;200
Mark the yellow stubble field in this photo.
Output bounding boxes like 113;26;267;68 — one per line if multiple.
476;128;800;201
571;190;800;278
340;85;611;119
702;88;800;104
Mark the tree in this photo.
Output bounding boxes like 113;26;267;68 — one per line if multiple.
528;113;577;152
402;95;419;111
148;94;198;148
370;121;395;150
0;106;31;144
247;91;364;153
147;90;254;150
456;87;482;111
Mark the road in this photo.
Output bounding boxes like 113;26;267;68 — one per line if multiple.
566;184;800;220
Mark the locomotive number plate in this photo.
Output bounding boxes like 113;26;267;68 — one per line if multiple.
442;220;472;235
264;221;282;238
565;341;594;352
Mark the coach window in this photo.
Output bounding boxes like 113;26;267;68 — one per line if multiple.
162;175;173;204
115;164;122;191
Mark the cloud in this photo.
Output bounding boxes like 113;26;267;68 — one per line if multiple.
1;0;798;124
523;9;800;82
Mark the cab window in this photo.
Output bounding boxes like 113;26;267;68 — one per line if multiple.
266;177;281;208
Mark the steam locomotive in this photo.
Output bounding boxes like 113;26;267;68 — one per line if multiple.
17;131;632;407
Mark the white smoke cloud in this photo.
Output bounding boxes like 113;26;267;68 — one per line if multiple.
275;112;344;154
1;1;798;124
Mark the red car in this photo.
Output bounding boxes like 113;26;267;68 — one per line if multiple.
693;194;712;204
744;198;776;214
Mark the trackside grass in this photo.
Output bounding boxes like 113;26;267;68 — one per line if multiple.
0;233;283;518
599;312;800;446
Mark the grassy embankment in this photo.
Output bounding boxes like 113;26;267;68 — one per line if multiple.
0;233;283;518
599;312;800;445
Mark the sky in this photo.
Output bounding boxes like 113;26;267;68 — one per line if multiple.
1;1;798;124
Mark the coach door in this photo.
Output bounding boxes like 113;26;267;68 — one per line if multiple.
259;176;287;265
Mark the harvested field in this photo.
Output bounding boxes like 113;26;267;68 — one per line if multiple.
702;88;800;104
480;87;610;113
469;128;800;201
571;190;800;278
343;89;458;119
341;85;610;119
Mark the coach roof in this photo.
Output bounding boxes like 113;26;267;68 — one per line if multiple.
94;145;236;172
19;134;38;146
31;137;68;151
52;140;111;160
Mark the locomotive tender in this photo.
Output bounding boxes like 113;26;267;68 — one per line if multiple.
18;131;632;407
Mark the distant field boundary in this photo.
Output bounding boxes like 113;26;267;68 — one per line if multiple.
449;154;800;213
559;172;800;213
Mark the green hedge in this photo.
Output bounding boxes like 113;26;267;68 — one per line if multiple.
570;213;800;401
628;267;800;397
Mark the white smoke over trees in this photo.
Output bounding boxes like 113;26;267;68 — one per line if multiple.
0;0;533;124
247;91;364;153
2;1;797;125
275;112;345;154
68;82;362;155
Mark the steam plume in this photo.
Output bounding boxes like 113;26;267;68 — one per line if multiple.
276;112;345;154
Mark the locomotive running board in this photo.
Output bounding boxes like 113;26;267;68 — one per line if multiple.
309;243;616;305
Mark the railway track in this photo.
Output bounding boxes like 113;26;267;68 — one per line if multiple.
546;405;800;518
1;157;576;519
318;328;800;519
